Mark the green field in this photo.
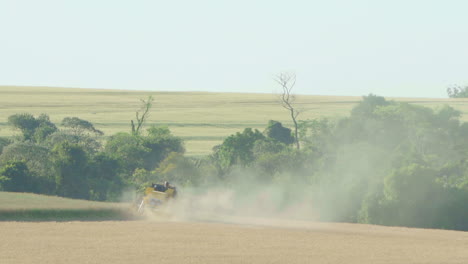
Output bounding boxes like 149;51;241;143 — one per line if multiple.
1;86;467;155
0;192;135;221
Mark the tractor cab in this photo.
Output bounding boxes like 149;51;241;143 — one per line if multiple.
152;183;168;192
137;182;177;213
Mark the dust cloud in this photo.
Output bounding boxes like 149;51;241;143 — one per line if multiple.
139;176;324;228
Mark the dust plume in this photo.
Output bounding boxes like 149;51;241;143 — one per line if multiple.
138;174;322;227
141;141;395;227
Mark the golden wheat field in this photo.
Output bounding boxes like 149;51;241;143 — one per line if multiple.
1;86;468;155
1;220;467;264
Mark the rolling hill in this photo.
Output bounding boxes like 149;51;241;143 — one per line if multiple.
1;86;467;155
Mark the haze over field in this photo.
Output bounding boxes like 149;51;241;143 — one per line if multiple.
1;1;468;97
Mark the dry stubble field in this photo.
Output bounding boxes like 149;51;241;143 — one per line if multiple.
1;220;468;264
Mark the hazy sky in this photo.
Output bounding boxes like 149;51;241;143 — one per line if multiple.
1;0;467;97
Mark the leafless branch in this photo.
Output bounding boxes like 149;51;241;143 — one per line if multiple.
275;72;300;149
131;95;154;135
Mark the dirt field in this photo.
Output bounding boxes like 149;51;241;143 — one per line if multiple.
1;220;467;264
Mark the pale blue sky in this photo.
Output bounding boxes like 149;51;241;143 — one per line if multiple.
1;0;467;97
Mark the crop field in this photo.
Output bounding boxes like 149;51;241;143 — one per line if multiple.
1;220;467;264
1;86;467;155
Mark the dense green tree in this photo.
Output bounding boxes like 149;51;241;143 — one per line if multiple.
105;132;149;175
87;152;123;201
154;152;202;186
132;152;201;190
294;95;468;228
298;118;334;154
382;164;438;225
253;138;287;156
0;137;12;154
142;126;185;170
45;131;102;154
62;117;103;136
8;113;39;141
263;120;294;145
253;146;309;182
0;142;56;194
212;128;265;171
438;160;468;189
8;113;57;142
359;163;468;230
0;160;31;192
105;126;183;176
51;141;89;199
350;94;391;118
34;114;58;142
0;142;53;181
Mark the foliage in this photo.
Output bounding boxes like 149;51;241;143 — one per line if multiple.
51;141;89;199
87;153;123;201
350;94;391;118
298;118;334;154
0;137;12;154
105;126;184;175
132;152;201;191
62;117;104;136
447;85;468;98
0;142;54;192
105;132;149;174
142;126;185;170
8;113;39;141
263;120;294;145
8;113;57;142
0;160;31;192
45;130;102;154
212;128;265;172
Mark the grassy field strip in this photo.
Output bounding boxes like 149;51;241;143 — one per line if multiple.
0;192;138;221
0;208;137;221
184;140;225;156
1;86;467;155
0;192;126;209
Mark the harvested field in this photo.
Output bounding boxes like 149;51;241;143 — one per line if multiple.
1;220;467;264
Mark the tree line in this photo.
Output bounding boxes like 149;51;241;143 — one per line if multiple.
0;110;184;201
1;95;467;230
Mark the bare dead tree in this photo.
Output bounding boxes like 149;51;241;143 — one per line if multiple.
131;95;154;135
275;72;300;149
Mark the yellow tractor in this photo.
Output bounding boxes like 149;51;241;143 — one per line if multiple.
137;182;177;213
